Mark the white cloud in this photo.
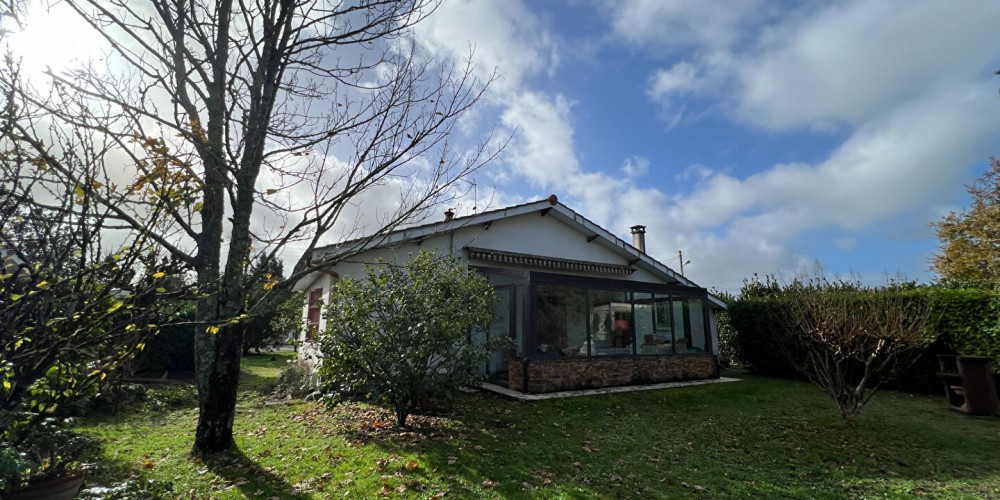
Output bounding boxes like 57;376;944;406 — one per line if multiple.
647;62;701;99
500;92;579;187
609;0;765;53
736;0;1000;130
620;156;649;179
665;83;999;231
626;0;1000;132
413;0;557;93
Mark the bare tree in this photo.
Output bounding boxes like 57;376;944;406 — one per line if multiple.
777;278;934;419
1;0;499;453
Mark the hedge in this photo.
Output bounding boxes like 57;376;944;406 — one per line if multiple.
728;287;997;391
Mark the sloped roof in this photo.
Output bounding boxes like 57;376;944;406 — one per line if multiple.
308;195;726;309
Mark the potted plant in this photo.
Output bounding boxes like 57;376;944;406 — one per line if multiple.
0;413;95;500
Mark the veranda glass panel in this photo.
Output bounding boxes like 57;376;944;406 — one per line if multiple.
687;298;707;353
515;284;526;356
636;293;673;354
672;298;689;353
589;289;631;356
490;288;512;373
536;285;587;357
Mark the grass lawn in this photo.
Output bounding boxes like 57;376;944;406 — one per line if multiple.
77;353;1000;499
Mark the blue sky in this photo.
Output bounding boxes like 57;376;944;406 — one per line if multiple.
6;0;1000;293
410;0;1000;292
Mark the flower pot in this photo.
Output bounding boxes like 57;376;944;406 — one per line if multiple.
4;470;85;500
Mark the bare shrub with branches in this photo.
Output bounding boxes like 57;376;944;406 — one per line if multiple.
777;278;935;419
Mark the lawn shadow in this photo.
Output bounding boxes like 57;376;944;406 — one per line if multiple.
203;447;298;498
350;391;623;499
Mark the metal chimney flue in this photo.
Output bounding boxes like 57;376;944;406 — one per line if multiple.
630;225;646;253
444;208;455;221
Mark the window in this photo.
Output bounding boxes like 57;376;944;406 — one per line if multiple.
526;273;711;359
589;289;632;356
670;297;706;353
306;288;323;342
536;285;587;357
636;293;674;354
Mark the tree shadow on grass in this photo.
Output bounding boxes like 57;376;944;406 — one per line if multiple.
332;392;612;499
202;447;299;497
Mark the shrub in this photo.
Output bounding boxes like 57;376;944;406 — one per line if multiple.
317;250;509;426
274;359;314;398
777;280;934;419
730;284;999;383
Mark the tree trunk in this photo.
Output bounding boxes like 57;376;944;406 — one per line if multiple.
193;320;245;453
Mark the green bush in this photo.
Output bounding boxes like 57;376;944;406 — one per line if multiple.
929;288;998;368
729;284;999;386
317;251;510;426
727;296;801;378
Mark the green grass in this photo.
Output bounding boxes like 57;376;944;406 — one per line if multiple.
77;360;1000;499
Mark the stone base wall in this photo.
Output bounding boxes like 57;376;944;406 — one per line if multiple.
508;354;719;393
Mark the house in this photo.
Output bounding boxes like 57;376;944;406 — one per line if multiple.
293;195;726;394
1;247;25;276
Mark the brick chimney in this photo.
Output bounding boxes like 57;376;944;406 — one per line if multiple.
630;225;646;252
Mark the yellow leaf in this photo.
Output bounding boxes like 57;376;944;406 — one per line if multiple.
35;281;50;289
153;272;165;278
156;287;167;293
206;326;219;334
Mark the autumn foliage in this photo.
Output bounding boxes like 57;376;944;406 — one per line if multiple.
932;158;1000;287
